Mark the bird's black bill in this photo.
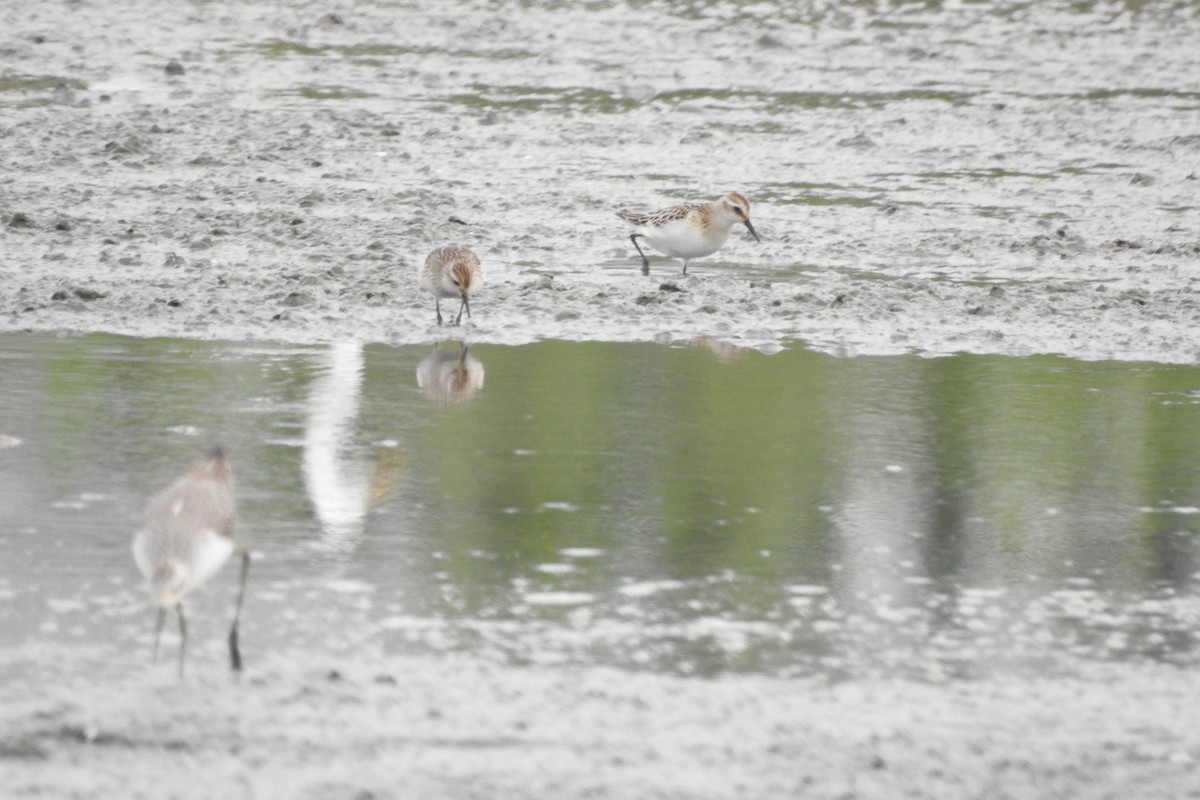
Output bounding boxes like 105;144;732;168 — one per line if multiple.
744;218;762;243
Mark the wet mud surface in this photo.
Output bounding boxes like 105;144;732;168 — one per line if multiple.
3;0;1200;361
4;0;1200;797
4;652;1200;800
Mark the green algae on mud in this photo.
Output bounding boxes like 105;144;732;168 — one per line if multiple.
277;85;377;101
0;75;87;94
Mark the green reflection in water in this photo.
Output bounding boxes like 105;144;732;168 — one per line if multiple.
2;333;1200;674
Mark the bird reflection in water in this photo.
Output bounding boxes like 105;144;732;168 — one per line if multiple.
416;343;485;405
687;336;748;362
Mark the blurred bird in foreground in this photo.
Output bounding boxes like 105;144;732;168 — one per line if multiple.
131;447;250;677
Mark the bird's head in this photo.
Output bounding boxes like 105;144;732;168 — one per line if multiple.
719;192;761;242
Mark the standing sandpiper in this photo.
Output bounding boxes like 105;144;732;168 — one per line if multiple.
420;245;483;326
132;447;250;677
618;192;761;275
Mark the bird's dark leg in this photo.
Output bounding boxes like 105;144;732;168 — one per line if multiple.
229;547;250;673
176;603;188;679
152;607;165;663
630;234;650;275
456;295;470;326
434;298;444;326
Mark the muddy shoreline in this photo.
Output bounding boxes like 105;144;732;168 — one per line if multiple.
3;2;1199;362
4;650;1200;799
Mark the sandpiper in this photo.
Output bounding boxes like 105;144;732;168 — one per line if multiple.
131;447;250;677
420;245;483;326
618;192;761;275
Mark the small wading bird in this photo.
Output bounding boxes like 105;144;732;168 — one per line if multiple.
420;245;483;326
618;192;761;275
132;447;250;677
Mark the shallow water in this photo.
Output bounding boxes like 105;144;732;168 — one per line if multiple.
4;332;1200;683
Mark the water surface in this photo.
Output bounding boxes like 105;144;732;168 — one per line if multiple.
3;332;1199;682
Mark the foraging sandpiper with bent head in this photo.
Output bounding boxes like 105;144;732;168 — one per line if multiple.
421;245;483;326
618;192;761;275
131;447;250;677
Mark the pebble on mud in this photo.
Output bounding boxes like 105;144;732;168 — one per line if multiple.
522;276;555;292
51;288;106;302
104;138;149;156
283;292;314;307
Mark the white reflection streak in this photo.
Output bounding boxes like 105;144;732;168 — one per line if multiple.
303;340;368;554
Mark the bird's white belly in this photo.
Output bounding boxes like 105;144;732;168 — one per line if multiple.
132;532;155;582
133;528;235;604
642;220;729;259
185;530;236;594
